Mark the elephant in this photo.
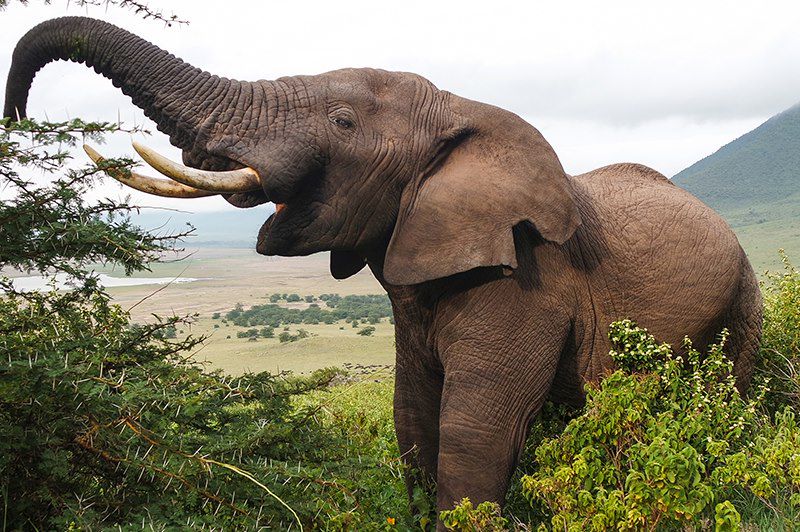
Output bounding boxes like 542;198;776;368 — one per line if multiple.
4;17;762;525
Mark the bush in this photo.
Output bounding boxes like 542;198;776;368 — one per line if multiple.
358;326;376;337
278;329;311;343
755;250;800;411
236;328;260;339
519;320;799;531
295;375;413;528
441;499;508;531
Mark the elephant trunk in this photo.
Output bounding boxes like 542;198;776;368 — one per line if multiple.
3;16;238;153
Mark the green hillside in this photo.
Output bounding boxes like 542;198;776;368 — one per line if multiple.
673;104;800;272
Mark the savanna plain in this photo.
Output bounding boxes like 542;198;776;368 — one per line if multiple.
96;249;396;376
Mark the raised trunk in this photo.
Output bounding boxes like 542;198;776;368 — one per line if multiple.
3;16;239;152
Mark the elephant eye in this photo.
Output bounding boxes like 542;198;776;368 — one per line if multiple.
330;115;354;129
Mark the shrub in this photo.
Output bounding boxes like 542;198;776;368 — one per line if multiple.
441;499;508;531
755;250;800;411
520;320;799;531
358;326;376;337
236;328;260;339
295;375;413;528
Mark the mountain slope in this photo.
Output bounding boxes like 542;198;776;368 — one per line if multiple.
673;104;800;272
673;103;800;211
131;206;274;248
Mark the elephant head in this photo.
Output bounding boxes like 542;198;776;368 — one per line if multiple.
4;17;582;285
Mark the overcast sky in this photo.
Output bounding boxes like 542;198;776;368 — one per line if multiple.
3;0;800;212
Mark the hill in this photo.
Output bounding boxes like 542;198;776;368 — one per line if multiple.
130;206;274;248
673;104;800;272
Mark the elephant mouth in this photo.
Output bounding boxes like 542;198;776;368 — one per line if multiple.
256;211;278;254
171;149;292;254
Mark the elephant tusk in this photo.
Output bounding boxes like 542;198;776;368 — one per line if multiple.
132;141;262;193
83;144;217;198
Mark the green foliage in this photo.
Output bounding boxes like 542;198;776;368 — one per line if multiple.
227;294;393;327
0;285;353;528
358;326;377;337
440;499;508;531
296;375;413;529
0;119;188;278
520;320;799;531
756;250;800;411
278;329;311;343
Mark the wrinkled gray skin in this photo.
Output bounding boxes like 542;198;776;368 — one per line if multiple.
5;18;762;525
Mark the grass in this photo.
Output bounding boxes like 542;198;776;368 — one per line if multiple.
185;316;395;375
723;192;800;273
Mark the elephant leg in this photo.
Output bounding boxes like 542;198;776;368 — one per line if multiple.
434;321;569;521
394;359;444;511
724;263;763;393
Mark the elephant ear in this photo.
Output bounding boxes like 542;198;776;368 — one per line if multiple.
383;96;581;286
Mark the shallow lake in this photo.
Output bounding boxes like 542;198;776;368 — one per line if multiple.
7;273;204;292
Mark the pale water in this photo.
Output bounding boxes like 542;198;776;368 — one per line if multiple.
8;273;204;292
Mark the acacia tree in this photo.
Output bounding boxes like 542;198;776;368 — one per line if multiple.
0;3;405;529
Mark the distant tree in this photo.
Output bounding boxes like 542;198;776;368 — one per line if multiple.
286;293;301;302
305;295;315;303
357;326;376;337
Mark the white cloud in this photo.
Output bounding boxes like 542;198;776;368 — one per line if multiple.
2;0;799;210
